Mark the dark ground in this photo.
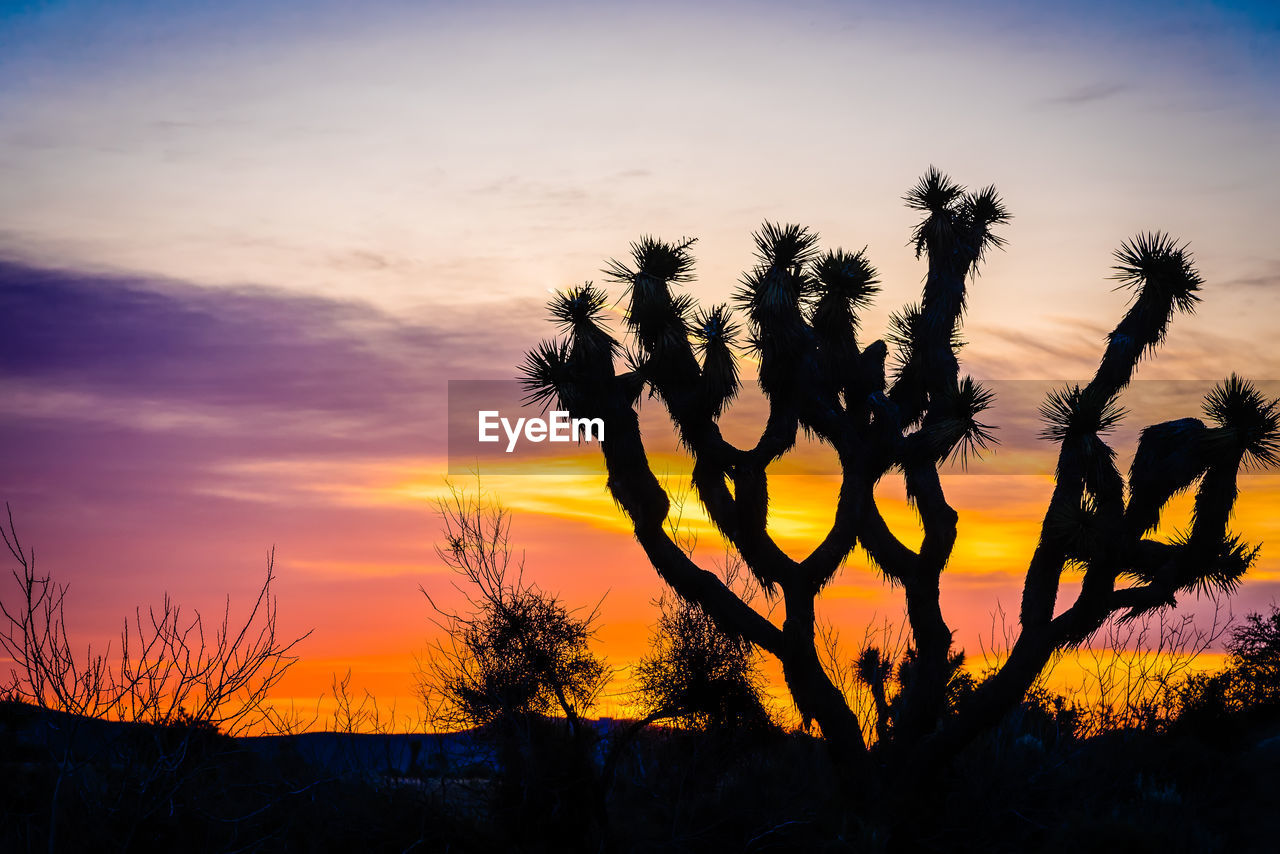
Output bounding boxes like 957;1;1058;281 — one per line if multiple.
3;700;1279;853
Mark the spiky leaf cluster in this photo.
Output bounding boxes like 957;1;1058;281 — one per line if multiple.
753;221;821;271
520;338;575;411
1202;374;1280;469
931;377;999;468
809;248;879;349
904;167;965;217
1099;233;1202;378
811;249;879;314
856;646;892;687
549;282;618;359
1111;231;1203;314
1045;495;1106;565
886;303;966;387
606;237;698;364
521;283;621;411
904;167;1011;267
1038;385;1125;443
1127;530;1259;600
692;304;741;416
1186;532;1257;596
1039;384;1127;501
604;235;698;286
734;223;819;341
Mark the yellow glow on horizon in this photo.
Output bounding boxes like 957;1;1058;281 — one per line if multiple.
187;438;1279;736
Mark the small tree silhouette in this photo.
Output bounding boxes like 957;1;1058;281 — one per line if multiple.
0;504;308;735
520;167;1280;789
420;484;610;846
635;584;773;734
1179;604;1280;721
420;485;608;735
0;505;312;851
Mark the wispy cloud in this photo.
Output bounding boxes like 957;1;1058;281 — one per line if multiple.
1221;260;1280;291
1037;82;1128;107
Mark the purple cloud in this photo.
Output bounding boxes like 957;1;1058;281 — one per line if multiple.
0;258;539;460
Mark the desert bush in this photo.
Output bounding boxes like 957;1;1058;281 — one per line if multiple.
1177;603;1280;727
0;504;309;735
634;546;775;735
419;483;610;850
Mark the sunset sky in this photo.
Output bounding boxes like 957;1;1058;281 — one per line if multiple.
2;0;1279;724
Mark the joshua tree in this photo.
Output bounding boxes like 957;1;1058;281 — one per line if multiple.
519;167;1279;789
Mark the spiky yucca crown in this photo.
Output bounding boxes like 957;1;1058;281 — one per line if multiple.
692;304;742;417
520;338;573;411
1101;232;1203;372
810;248;880;333
733;222;819;325
1111;231;1202;314
753;221;820;271
1044;493;1109;563
856;647;890;685
886;302;966;373
691;303;740;353
1119;528;1259;604
1172;530;1257;596
548;282;611;332
1202;374;1280;469
904;166;1010;265
1038;386;1126;443
601;238;699;367
812;248;879;300
545;283;617;356
604;235;697;288
928;376;998;468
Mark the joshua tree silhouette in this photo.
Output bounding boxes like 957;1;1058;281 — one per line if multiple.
519;167;1280;790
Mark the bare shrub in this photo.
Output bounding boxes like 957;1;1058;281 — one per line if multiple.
1178;603;1280;721
1072;599;1229;735
418;483;608;735
635;579;773;733
0;504;309;735
976;596;1229;738
330;668;399;735
818;614;911;746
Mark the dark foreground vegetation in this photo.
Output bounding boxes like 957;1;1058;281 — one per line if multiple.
3;677;1280;853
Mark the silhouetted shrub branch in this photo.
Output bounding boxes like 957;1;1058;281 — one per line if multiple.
0;503;310;735
419;483;609;735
